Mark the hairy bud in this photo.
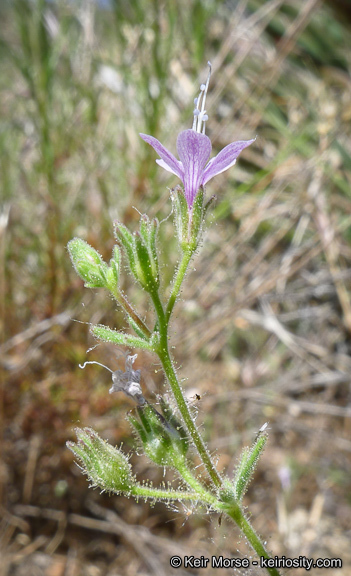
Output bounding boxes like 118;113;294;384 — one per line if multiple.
67;427;134;493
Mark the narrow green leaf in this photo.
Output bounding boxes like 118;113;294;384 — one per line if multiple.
91;324;153;351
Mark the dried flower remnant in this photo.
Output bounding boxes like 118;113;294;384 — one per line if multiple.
140;62;255;209
80;354;145;406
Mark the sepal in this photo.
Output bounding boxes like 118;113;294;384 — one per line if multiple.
158;396;189;457
232;430;268;501
129;401;189;467
171;186;190;252
218;428;268;508
189;186;205;251
114;222;138;277
171;186;211;253
107;246;121;292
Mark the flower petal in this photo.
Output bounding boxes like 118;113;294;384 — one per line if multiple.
202;138;255;185
139;133;184;179
156;158;179;175
176;129;212;207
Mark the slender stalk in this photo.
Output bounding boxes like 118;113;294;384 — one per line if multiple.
176;460;216;500
151;279;281;576
166;249;193;321
225;503;281;576
160;347;222;489
132;484;197;502
132;482;217;507
150;288;222;489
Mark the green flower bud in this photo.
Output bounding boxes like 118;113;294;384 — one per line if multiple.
113;222;137;277
114;216;160;292
68;238;109;288
67;427;134;493
129;401;189;468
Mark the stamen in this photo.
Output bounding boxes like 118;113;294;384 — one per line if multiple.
192;61;212;134
192;90;202;130
79;361;113;373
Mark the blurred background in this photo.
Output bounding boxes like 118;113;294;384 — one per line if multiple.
1;0;351;574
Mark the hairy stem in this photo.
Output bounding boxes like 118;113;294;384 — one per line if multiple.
225;502;281;576
133;482;217;507
166;249;193;322
132;484;197;502
176;460;216;500
150;288;222;490
160;347;222;489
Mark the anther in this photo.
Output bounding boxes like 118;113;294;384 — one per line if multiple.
192;62;212;134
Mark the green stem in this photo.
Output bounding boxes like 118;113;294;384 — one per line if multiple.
132;483;197;502
166;249;193;322
160;348;222;489
150;288;222;490
176;460;215;501
132;481;217;507
225;502;281;576
147;251;280;576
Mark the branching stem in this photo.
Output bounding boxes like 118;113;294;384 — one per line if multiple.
147;250;281;576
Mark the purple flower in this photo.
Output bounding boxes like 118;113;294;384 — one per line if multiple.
140;63;255;209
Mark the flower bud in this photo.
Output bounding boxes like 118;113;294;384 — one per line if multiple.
113;222;137;277
114;215;160;292
67;427;134;493
68;238;109;288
